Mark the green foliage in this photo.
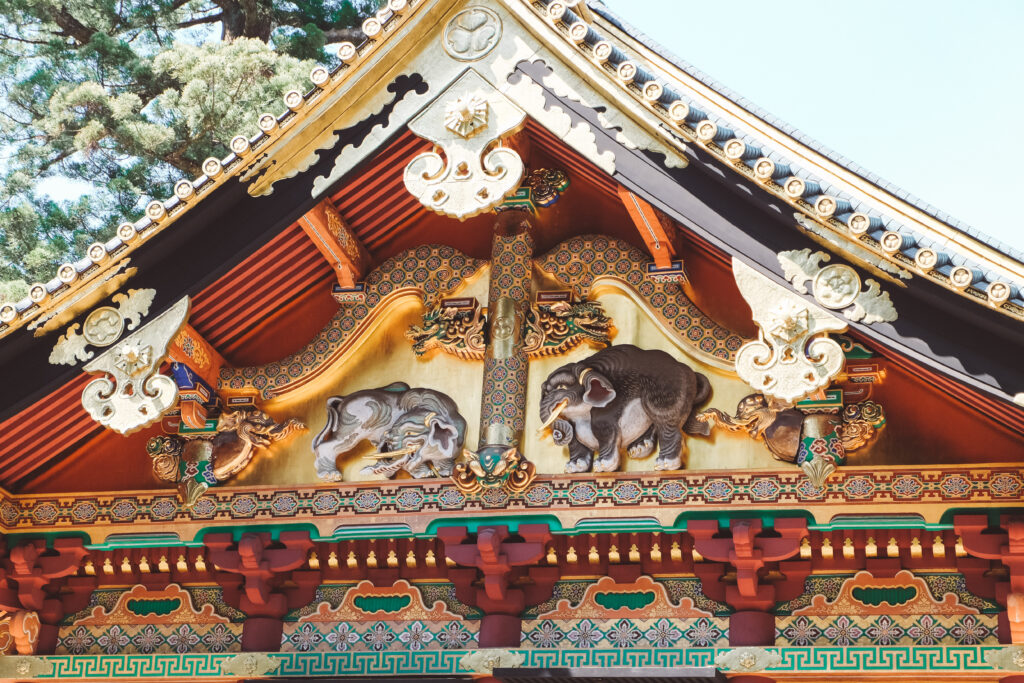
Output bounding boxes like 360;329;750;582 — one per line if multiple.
0;0;377;301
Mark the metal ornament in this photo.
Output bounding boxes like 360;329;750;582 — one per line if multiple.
49;288;156;365
779;249;897;324
732;258;847;403
81;297;189;434
715;647;783;673
404;69;526;220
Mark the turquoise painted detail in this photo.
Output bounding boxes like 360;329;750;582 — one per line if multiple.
352;595;412;613
126;598;182;616
592;591;656;610
852;586;917;607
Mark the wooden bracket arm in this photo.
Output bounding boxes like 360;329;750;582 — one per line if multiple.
299;200;370;288
617;185;677;268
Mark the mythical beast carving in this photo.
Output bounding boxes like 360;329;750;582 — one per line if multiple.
538;344;711;472
312;382;467;481
148;409;304;508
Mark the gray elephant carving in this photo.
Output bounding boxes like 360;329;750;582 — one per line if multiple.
539;344;711;472
312;382;467;480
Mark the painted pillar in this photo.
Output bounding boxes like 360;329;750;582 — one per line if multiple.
479;212;534;451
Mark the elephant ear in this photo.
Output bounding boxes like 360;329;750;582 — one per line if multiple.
580;368;616;407
427;417;459;452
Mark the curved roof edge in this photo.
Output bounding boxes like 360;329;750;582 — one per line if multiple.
588;0;1024;264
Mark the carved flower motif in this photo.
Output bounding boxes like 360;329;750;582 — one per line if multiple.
908;614;948;645
864;615;905;646
202;623;237;653
780;616;822;646
767;300;809;343
437;622;472;649
683;617;724;647
132;624;162;654
287;623;324;651
606;619;643;648
63;626;96;654
363;622;396;651
167;624;200;653
823;615;864;646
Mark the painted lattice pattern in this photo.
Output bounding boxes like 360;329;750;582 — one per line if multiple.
537;235;745;361
4;467;1022;532
520;617;728;648
281;620;478;653
219;245;486;399
775;614;998;647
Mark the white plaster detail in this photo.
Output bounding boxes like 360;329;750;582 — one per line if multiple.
443;7;502;61
403;69;525;219
460;649;525;674
779;248;897;325
733;258;847;403
80;297;189;434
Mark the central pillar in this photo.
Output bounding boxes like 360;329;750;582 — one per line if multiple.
479;212;534;451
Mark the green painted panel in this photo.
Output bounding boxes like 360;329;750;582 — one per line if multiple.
592;591;656;610
352;594;412;613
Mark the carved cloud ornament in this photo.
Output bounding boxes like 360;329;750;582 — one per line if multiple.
81;297;189;434
403;69;526;220
49;288;156;366
732;258;847;404
779;249;897;324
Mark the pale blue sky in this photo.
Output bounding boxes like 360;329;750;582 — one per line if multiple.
610;0;1024;252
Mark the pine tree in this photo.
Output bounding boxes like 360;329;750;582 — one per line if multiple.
0;0;376;301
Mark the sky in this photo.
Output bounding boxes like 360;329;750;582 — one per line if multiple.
607;0;1024;252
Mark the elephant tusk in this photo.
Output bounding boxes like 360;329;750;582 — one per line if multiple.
364;445;418;460
537;398;569;435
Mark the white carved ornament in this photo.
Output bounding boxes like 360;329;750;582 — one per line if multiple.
50;288;156;365
403;69;525;220
81;297;189;434
779;249;897;324
732;258;847;403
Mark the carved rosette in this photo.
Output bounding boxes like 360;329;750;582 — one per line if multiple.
404;69;526;219
732;259;847;403
81;297;189;434
779;249;897;324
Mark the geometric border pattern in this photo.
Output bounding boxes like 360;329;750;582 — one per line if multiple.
2;466;1022;534
28;646;1016;678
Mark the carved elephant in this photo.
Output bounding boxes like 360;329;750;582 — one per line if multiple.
538;344;711;473
312;382;467;480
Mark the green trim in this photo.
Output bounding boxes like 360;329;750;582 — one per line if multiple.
424;515;564;535
593;590;656;610
19;646;1010;678
351;594;412;613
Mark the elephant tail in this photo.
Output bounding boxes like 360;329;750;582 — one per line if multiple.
683;373;713;437
312;396;345;449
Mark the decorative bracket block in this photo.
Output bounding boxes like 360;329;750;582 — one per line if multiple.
690;518;808;611
81;296;190;434
0;538;89;654
732;258;847;403
618;185;677;268
439;524;557;648
205;531;314;618
404;69;526;219
299;200;369;289
956;514;1024;643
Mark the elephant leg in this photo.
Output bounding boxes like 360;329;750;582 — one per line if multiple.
565;439;594;473
592;427;621;473
434;458;455;477
627;424;658;459
314;443;345;481
653;424;684;470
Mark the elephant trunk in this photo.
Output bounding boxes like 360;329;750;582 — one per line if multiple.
537;398;569;435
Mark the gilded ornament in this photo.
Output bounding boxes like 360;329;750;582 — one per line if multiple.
0;656;52;678
408;297;610;361
715;647;782;673
148;409;304;508
221;653;280;677
985;646;1024;671
444;95;488;138
403;69;525;220
460;649;525;674
443;7;501;61
81;297;189;434
732;258;847;403
454;445;536;495
50;288;156;366
779;248;897;324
